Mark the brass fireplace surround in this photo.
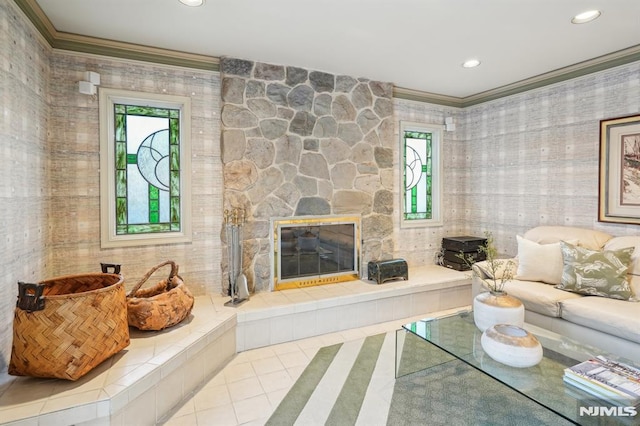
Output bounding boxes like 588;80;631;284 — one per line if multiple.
271;215;361;290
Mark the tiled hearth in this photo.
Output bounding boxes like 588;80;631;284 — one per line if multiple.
232;265;471;352
0;265;469;425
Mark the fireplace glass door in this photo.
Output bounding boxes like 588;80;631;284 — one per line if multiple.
272;216;360;290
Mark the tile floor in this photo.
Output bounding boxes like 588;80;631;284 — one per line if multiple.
160;307;466;426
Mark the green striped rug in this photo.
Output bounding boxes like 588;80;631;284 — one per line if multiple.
267;331;574;426
266;333;386;426
266;342;342;425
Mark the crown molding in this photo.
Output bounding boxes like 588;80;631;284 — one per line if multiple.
461;44;640;107
14;0;640;108
392;87;463;108
54;31;220;71
396;44;640;108
13;0;219;71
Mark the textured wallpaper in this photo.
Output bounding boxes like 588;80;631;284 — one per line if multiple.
2;0;224;369
393;99;466;266
393;62;640;263
460;63;640;255
47;53;222;296
1;0;51;371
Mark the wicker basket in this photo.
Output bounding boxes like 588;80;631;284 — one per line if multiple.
127;260;194;331
9;264;130;381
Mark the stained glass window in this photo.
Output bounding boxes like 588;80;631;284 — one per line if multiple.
400;122;442;227
404;130;433;220
100;89;192;248
114;105;180;235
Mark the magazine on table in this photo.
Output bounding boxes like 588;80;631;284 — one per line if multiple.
563;356;640;406
563;375;638;407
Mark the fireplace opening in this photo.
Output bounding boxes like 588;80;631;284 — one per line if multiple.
271;215;361;290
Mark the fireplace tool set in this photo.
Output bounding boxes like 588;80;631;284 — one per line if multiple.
224;208;249;307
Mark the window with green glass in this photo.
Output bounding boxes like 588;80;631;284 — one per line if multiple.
114;104;180;235
400;121;443;227
100;89;192;248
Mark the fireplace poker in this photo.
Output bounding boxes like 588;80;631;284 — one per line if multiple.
224;208;249;307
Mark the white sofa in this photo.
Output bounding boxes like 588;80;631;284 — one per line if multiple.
472;226;640;363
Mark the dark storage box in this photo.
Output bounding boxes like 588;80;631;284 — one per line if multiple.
442;236;487;252
441;236;487;271
368;259;408;284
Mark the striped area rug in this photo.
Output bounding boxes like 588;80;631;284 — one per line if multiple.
266;331;575;426
266;332;395;426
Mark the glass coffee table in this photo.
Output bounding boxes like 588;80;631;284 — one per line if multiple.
396;310;638;425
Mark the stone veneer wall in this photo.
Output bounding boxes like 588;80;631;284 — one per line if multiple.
220;57;395;292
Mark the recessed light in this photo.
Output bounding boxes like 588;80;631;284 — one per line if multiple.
462;59;481;68
571;10;601;24
179;0;204;6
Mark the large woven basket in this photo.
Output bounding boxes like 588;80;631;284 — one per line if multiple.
9;264;130;381
127;260;194;331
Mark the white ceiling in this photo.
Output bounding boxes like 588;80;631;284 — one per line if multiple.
32;0;640;99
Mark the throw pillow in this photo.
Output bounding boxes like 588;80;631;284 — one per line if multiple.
556;241;634;300
523;226;612;250
515;235;571;285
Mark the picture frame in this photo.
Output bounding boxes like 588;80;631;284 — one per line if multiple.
599;114;640;224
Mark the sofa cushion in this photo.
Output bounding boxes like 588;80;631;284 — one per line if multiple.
557;241;634;300
515;235;574;285
489;279;583;317
560;297;640;344
524;226;612;250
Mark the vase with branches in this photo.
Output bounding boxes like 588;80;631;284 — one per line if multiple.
456;231;515;294
456;231;523;331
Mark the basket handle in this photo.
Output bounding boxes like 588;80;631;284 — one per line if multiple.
16;282;46;312
100;263;122;274
127;260;179;297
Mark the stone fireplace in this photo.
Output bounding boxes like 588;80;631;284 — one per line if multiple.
221;57;395;293
271;215;361;290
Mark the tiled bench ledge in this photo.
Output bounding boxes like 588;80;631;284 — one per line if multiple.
0;296;236;426
0;265;470;425
220;265;471;352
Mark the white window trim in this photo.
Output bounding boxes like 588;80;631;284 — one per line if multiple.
399;121;443;228
99;88;192;248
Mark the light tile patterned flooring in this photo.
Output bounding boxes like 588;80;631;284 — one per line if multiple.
161;307;465;426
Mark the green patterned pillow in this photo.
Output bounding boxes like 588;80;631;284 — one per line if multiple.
556;241;634;300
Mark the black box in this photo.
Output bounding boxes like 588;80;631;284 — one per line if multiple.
442;236;487;252
368;259;408;284
440;236;487;271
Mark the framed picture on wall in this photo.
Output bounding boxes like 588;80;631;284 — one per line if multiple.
599;114;640;224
